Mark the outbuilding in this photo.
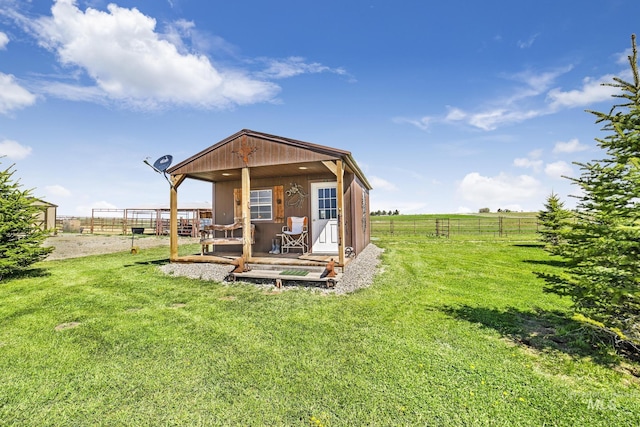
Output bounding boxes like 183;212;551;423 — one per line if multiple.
166;129;372;268
31;199;57;233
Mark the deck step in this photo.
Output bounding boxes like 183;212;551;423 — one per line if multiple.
230;269;340;287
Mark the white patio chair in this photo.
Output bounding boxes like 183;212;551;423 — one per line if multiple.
280;216;309;253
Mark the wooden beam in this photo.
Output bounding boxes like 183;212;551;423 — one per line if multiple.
322;160;338;176
336;160;345;267
241;167;252;261
169;174;186;261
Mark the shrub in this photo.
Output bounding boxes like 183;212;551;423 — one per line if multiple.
0;161;53;280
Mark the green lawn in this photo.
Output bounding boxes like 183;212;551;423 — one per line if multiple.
0;237;638;426
371;212;541;241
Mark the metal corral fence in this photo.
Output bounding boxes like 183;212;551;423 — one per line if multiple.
371;216;540;239
57;208;213;237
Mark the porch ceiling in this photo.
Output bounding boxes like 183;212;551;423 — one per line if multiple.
185;160;333;183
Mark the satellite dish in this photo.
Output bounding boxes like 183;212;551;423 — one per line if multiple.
153;155;173;172
143;154;174;187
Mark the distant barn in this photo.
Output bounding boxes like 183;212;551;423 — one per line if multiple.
32;199;57;233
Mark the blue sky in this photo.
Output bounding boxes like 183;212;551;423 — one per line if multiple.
1;0;639;216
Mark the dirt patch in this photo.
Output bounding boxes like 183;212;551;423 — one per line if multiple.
43;233;198;260
55;322;81;331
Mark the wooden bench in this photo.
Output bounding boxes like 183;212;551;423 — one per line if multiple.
200;223;255;255
229;269;340;288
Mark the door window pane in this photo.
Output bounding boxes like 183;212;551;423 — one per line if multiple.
317;187;337;220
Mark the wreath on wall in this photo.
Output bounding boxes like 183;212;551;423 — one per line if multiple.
286;182;308;208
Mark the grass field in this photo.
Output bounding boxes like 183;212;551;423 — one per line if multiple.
371;212;541;240
1;233;639;425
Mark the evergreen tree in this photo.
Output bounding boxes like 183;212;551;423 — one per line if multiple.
537;192;572;250
0;161;53;280
548;35;640;342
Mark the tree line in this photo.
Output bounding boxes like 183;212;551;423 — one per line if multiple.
370;210;400;216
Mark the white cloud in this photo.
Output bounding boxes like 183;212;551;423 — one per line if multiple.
514;157;543;172
466;108;542;131
457;172;542;204
545;161;573;179
517;33;539;49
0;73;37;114
445;106;466;121
162;19;237;58
0;139;32;159
616;48;633;65
369;175;397;191
369;197;428;214
0;31;8;49
400;63;621;132
553;138;588;154
36;81;106;103
393;116;431;130
258;57;347;79
75;200;118;216
547;75;618;109
511;66;573;95
45;184;71;197
434;68;574;131
528;149;543;159
30;0;279;109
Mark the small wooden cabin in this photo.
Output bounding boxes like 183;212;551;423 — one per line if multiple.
32;199;57;233
166;129;372;267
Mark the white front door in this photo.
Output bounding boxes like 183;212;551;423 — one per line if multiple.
311;182;339;253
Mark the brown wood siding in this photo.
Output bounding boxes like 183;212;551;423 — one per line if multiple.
202;170;370;256
214;175;334;253
345;175;370;256
344;181;353;249
171;135;339;175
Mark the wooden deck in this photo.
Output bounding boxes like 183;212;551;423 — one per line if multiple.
173;251;350;269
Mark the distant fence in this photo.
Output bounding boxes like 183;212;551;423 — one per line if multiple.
56;214;160;235
56;208;212;237
371;216;540;239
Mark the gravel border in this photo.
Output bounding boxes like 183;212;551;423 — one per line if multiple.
43;234;198;261
158;243;384;294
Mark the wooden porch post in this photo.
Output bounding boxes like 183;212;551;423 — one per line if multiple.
336;159;345;267
241;166;252;261
169;174;186;261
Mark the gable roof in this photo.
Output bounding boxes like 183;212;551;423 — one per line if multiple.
168;129;371;189
30;198;58;208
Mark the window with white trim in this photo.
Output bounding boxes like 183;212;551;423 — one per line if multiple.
250;189;272;220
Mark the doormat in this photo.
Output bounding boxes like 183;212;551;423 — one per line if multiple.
280;270;309;276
